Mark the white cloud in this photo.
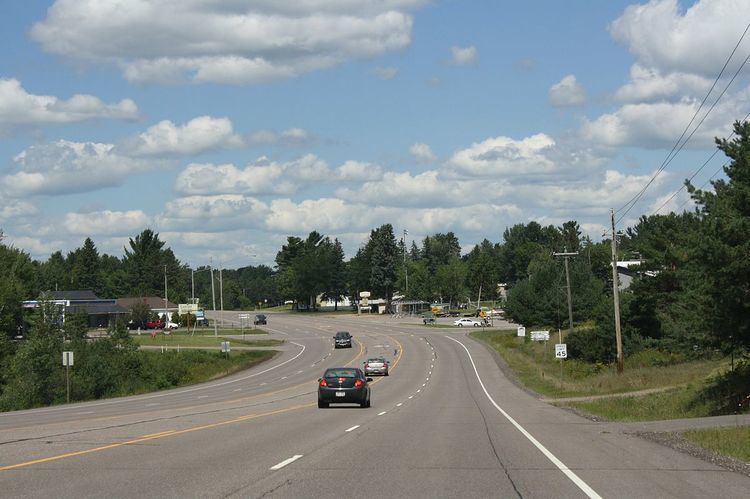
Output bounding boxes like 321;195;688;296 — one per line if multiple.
371;66;398;79
0;78;137;130
614;64;712;102
0;200;38;221
409;142;437;162
157;195;270;232
337;170;486;208
450;46;477;65
174;154;330;195
31;1;424;84
549;74;586;107
4;140;167;197
126;116;243;156
580;97;739;148
336;160;384;181
610;0;750;77
446;133;557;178
248;128;313;146
65;210;152;236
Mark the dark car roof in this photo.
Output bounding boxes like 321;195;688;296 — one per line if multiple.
323;367;361;378
255;314;266;318
335;331;351;337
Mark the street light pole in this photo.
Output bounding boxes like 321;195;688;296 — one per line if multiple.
164;265;168;325
210;259;218;337
219;261;224;329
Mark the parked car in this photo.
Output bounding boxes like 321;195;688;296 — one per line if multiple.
423;316;436;325
318;367;371;408
146;319;164;329
334;331;352;348
254;314;267;325
453;318;484;327
164;321;179;330
364;357;389;376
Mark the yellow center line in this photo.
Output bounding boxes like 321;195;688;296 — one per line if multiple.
0;403;314;472
0;328;396;472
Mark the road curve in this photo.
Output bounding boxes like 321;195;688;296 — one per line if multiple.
0;312;748;498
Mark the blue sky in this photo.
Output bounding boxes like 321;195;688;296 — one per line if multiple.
1;0;748;268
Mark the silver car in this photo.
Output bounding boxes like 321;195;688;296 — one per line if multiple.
363;357;389;376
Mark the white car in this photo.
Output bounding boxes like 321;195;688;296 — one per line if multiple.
453;318;484;327
164;322;179;330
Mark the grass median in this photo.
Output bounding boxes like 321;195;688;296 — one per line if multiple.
131;333;283;348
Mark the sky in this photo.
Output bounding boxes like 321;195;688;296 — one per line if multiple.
1;0;749;269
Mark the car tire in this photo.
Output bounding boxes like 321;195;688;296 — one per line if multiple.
458;323;463;327
318;400;328;408
474;323;480;327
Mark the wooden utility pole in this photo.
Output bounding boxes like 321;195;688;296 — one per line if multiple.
553;250;578;337
610;209;624;374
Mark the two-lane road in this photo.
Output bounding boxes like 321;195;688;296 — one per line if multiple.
1;313;748;498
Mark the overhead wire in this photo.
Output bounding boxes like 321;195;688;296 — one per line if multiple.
614;22;750;226
651;109;750;216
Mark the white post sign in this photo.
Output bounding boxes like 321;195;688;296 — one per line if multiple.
62;351;74;366
221;341;230;353
555;343;568;359
530;330;550;342
517;326;526;337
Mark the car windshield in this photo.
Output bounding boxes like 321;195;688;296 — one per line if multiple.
367;358;383;363
324;369;357;378
335;332;350;338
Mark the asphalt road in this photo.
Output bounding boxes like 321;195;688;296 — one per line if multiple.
1;313;748;498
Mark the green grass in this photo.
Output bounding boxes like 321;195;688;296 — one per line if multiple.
563;386;716;421
131;334;283;348
471;329;724;399
133;327;268;337
682;426;750;462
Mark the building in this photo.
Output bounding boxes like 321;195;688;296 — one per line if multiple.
22;290;129;328
116;297;178;322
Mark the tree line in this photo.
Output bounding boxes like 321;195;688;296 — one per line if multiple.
1;122;748;373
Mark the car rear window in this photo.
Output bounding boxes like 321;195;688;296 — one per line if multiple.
324;369;357;378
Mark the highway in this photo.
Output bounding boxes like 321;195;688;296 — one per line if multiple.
0;313;748;498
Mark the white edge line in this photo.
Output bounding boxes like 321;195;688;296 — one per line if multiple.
446;336;602;499
345;425;360;432
269;454;303;470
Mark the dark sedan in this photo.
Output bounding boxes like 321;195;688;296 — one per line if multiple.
318;367;371;408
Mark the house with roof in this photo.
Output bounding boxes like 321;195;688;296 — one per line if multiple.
22;290;129;328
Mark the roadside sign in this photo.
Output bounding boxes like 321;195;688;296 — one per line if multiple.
178;303;198;315
555;343;568;359
359;291;371;298
517;326;526;337
221;341;230;353
530;330;550;342
62;351;74;366
238;313;250;319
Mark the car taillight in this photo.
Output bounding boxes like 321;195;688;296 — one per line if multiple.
354;379;363;388
364;363;369;369
319;379;327;387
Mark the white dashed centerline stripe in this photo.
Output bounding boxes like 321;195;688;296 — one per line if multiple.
345;425;360;432
378;411;387;416
408;396;413;399
447;336;602;499
270;455;303;471
396;403;403;407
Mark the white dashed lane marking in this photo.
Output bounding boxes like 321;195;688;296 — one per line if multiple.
378;411;387;416
270;455;304;471
397;403;403;407
345;425;360;432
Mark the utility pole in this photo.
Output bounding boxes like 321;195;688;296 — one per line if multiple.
552;250;578;338
403;228;409;298
164;265;168;325
219;261;224;329
210;258;218;337
191;269;195;304
609;209;624;374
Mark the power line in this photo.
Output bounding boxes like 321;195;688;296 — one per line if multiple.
615;22;750;225
674;163;727;212
652;108;750;216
